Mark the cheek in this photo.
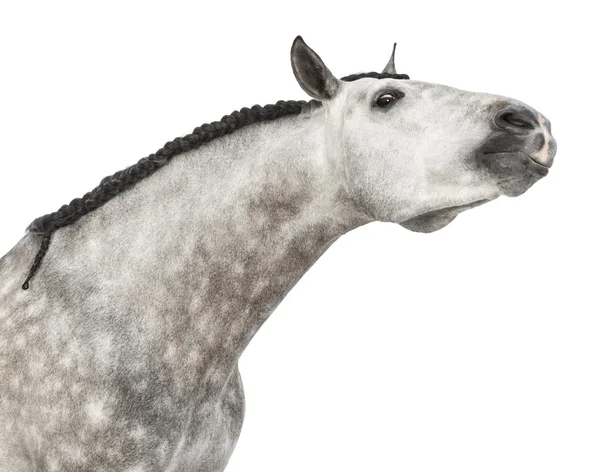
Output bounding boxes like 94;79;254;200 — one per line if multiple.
343;128;414;182
342;134;422;221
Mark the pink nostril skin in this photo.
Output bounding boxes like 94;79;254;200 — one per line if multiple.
530;114;556;168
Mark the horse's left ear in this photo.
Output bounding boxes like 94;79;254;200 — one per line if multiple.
382;43;397;74
291;36;340;100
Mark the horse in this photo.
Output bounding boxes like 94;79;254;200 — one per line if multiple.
0;36;556;471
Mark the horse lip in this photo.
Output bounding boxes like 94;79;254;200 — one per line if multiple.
483;150;552;171
525;152;552;169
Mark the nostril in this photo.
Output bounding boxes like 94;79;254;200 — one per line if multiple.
502;113;535;129
495;108;537;132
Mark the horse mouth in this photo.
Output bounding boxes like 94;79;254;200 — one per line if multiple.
399;199;489;233
480;150;549;197
526;153;552;169
484;151;552;170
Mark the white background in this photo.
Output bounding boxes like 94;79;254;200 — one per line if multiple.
0;1;598;471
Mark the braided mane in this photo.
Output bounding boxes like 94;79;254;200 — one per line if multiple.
22;72;409;289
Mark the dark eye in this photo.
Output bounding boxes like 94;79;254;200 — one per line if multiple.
375;92;398;108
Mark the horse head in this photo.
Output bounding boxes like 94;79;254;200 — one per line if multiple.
291;36;556;233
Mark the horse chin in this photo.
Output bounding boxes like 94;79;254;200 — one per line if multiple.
399;200;489;233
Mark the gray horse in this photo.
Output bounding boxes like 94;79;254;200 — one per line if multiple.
0;37;556;471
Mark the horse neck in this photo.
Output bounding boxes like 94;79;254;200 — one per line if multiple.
50;107;370;364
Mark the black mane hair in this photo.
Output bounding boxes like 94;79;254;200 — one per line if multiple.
22;72;409;290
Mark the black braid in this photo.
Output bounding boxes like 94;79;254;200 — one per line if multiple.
22;230;54;290
341;72;410;82
27;99;321;234
22;72;409;290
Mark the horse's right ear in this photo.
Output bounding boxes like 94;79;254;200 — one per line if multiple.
291;36;340;101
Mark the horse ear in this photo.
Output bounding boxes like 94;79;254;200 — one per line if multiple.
382;43;397;74
291;36;340;100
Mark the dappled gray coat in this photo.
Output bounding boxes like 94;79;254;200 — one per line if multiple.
0;37;556;471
